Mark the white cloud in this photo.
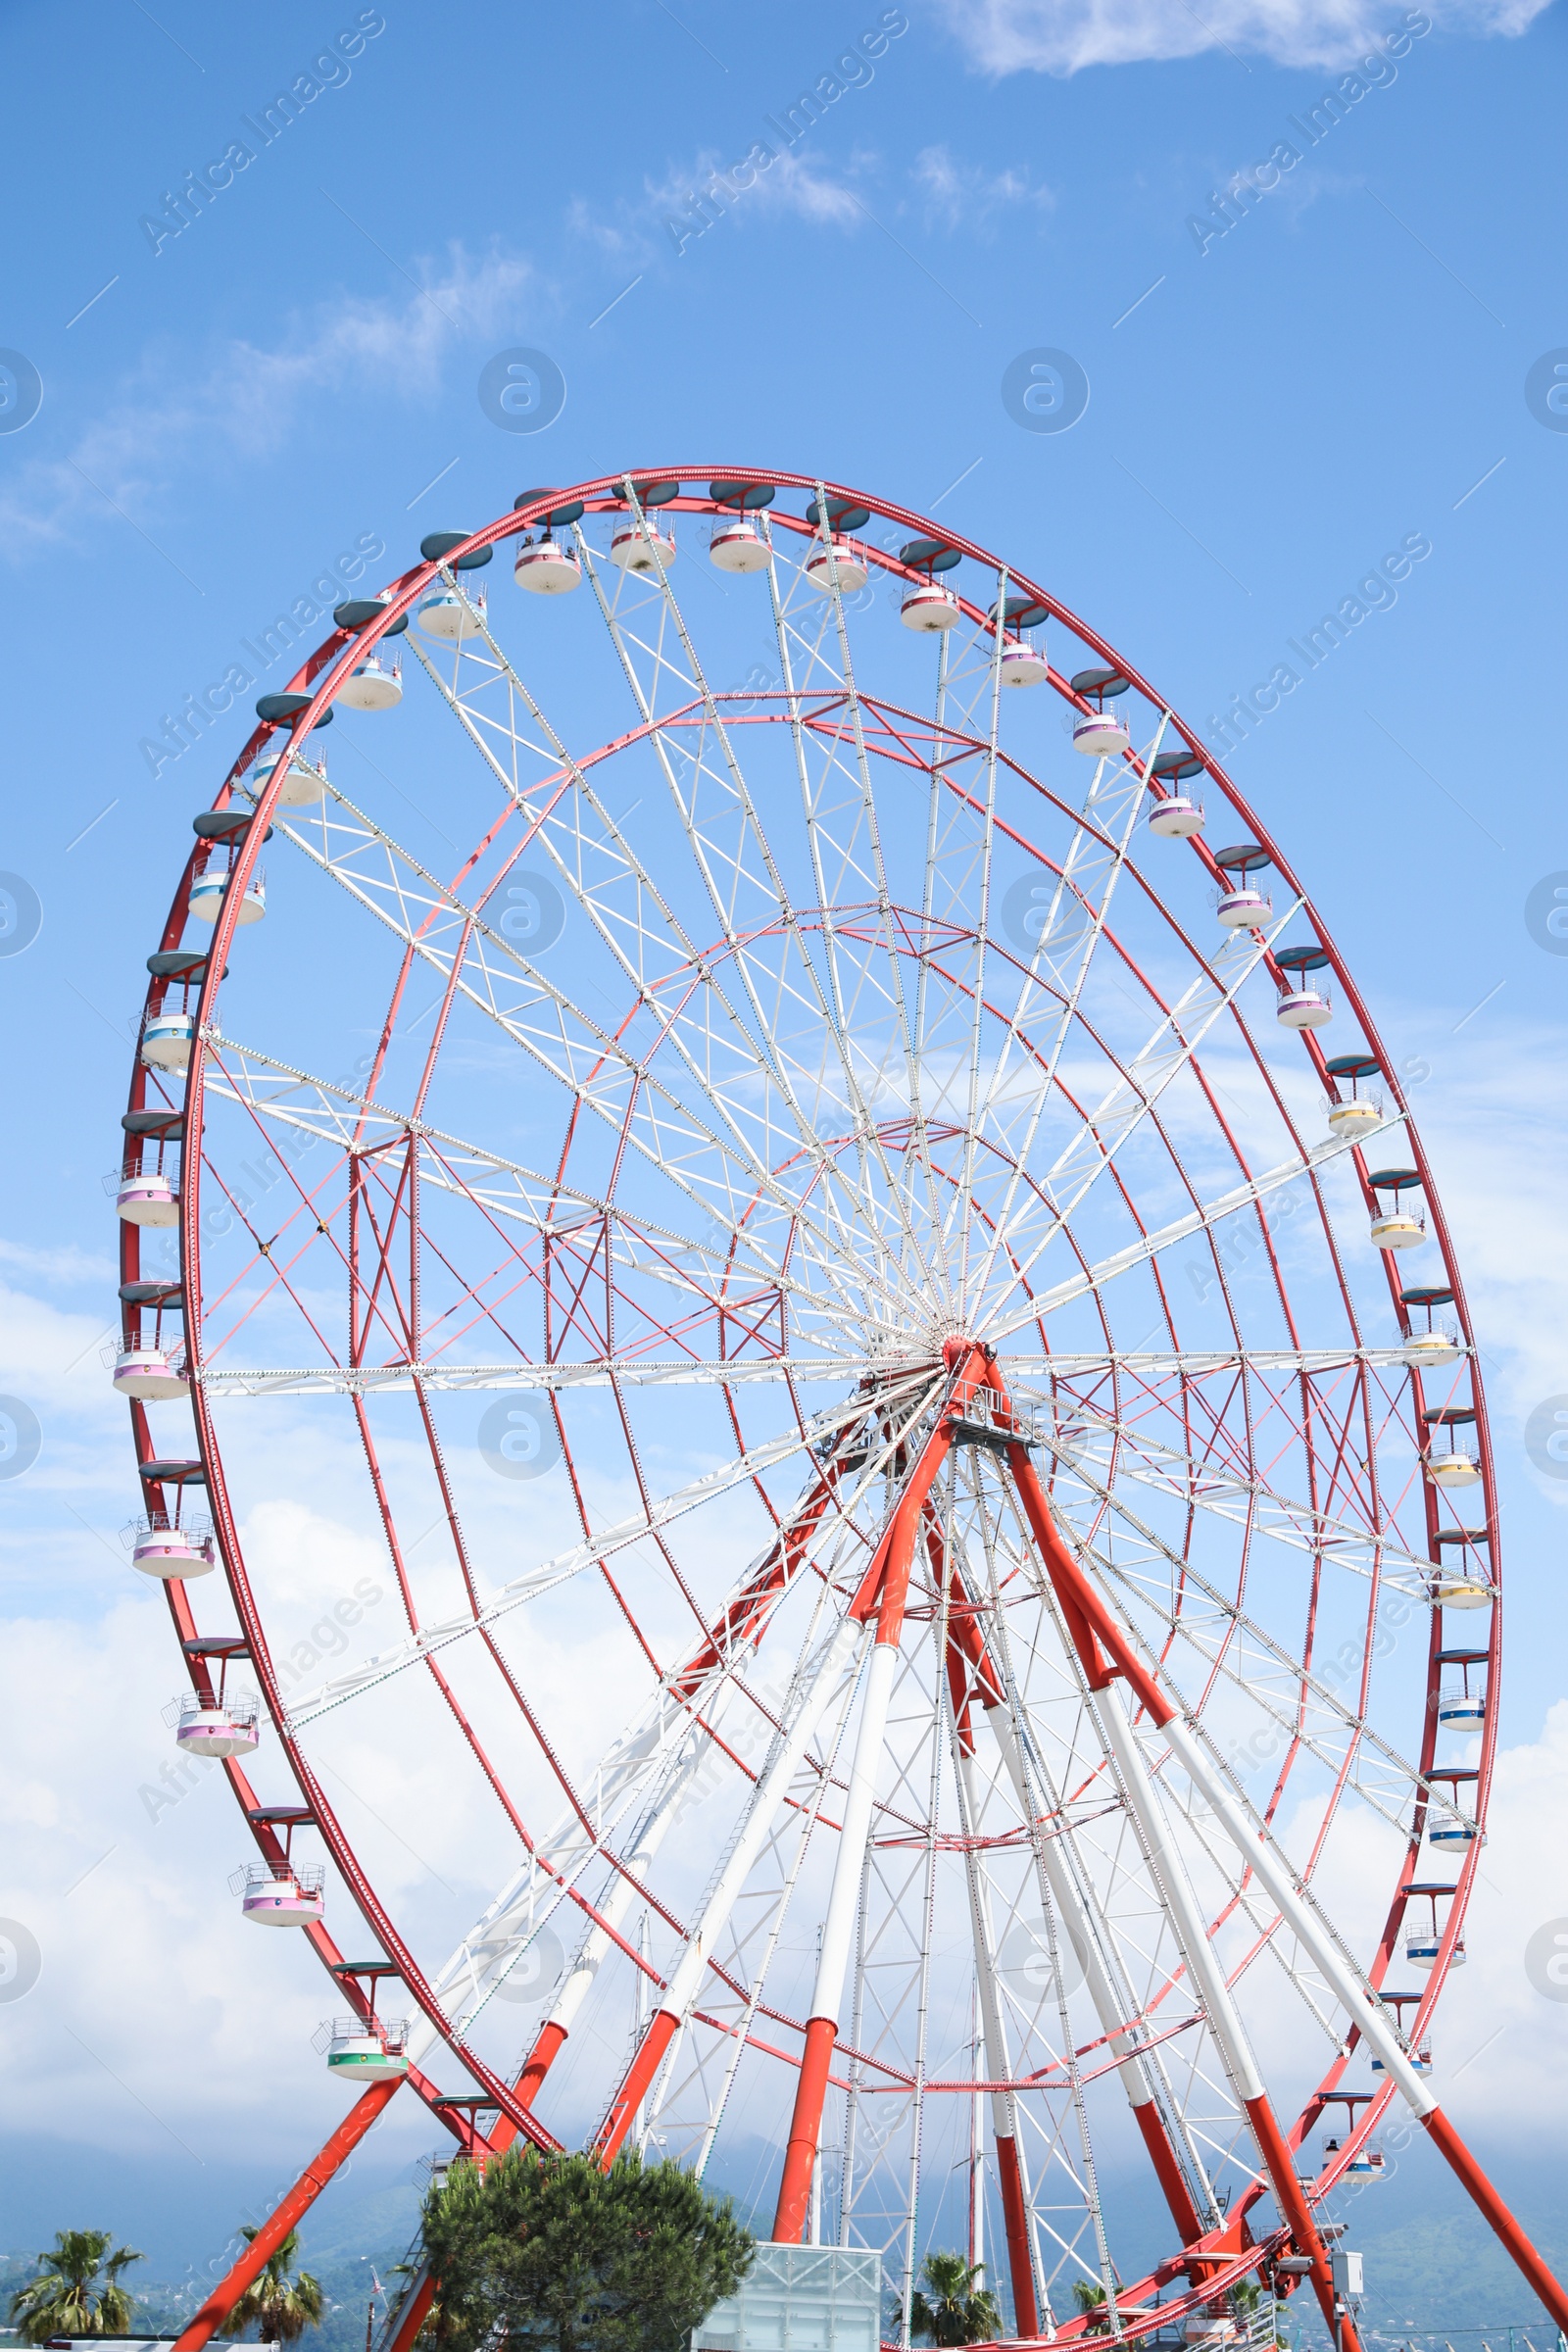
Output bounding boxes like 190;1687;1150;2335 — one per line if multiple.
571;138;888;274
0;245;534;553
0;1236;119;1286
747;149;869;227
931;0;1551;74
911;144;1055;230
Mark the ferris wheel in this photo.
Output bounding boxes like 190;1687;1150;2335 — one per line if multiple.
119;468;1564;2352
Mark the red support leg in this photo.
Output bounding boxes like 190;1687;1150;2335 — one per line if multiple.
1131;2097;1204;2257
594;2008;680;2166
994;2131;1039;2339
172;2077;404;2352
381;2268;436;2352
773;2016;841;2242
1421;2109;1568;2330
1245;2092;1363;2352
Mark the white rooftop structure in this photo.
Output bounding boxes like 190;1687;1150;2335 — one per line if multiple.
691;2243;882;2352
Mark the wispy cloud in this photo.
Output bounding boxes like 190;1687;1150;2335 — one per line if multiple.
932;0;1552;74
911;144;1055;230
579;146;876;269
0;1239;119;1288
749;147;873;225
0;244;534;553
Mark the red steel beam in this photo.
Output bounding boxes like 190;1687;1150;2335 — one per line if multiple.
172;2078;404;2352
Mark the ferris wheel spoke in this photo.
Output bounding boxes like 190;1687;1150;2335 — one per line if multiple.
964;736;1165;1314
283;1376;934;1727
196;1356;889;1396
584;498;933;1321
394;632;928;1342
766;625;956;1311
988;1108;1408;1353
980;899;1311;1318
939;596;1007;1311
1041;1398;1439;1603
258;795;904;1341
778;496;964;1307
1002;1346;1446;1376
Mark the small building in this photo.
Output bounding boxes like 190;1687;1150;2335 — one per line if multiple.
691;2243;883;2352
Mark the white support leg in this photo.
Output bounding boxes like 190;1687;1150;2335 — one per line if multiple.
1162;1717;1437;2116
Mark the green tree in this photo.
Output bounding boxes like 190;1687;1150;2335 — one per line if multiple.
217;2228;324;2346
9;2230;144;2344
908;2254;1003;2346
1073;2280;1110;2331
418;2144;754;2352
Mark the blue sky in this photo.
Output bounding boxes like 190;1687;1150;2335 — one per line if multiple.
3;0;1568;2318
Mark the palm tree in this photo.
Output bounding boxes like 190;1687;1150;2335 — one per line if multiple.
909;2254;1002;2347
217;2229;324;2346
9;2230;144;2344
1073;2280;1111;2332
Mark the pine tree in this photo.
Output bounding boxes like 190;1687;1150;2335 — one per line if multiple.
418;2145;754;2352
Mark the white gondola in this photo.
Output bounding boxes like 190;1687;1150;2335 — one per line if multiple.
1215;884;1272;928
323;2017;411;2082
1425;1449;1480;1487
1277;985;1332;1030
1148;795;1204;838
900;581;961;633
140;1010;195;1072
1370;1194;1425;1250
337;655;404;710
109;1345;188;1400
804;538;868;594
1370;1209;1424;1250
1327;1095;1384;1138
709;520;770;575
514;538;581;593
1073;708;1131;757
117;1170;178;1226
1371;2044;1432;2074
175;1690;260;1759
1344;2151;1387;2178
416;585;486;641
241;1863;325;1928
250;747;327;808
990;597;1049;686
1406;1929;1463;1968
132;1525;216;1579
1431;1568;1493;1607
1404;1322;1461;1368
188;866;266;927
1438;1687;1486;1724
1430;1816;1482;1846
611;520;676;573
998;637;1051;687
